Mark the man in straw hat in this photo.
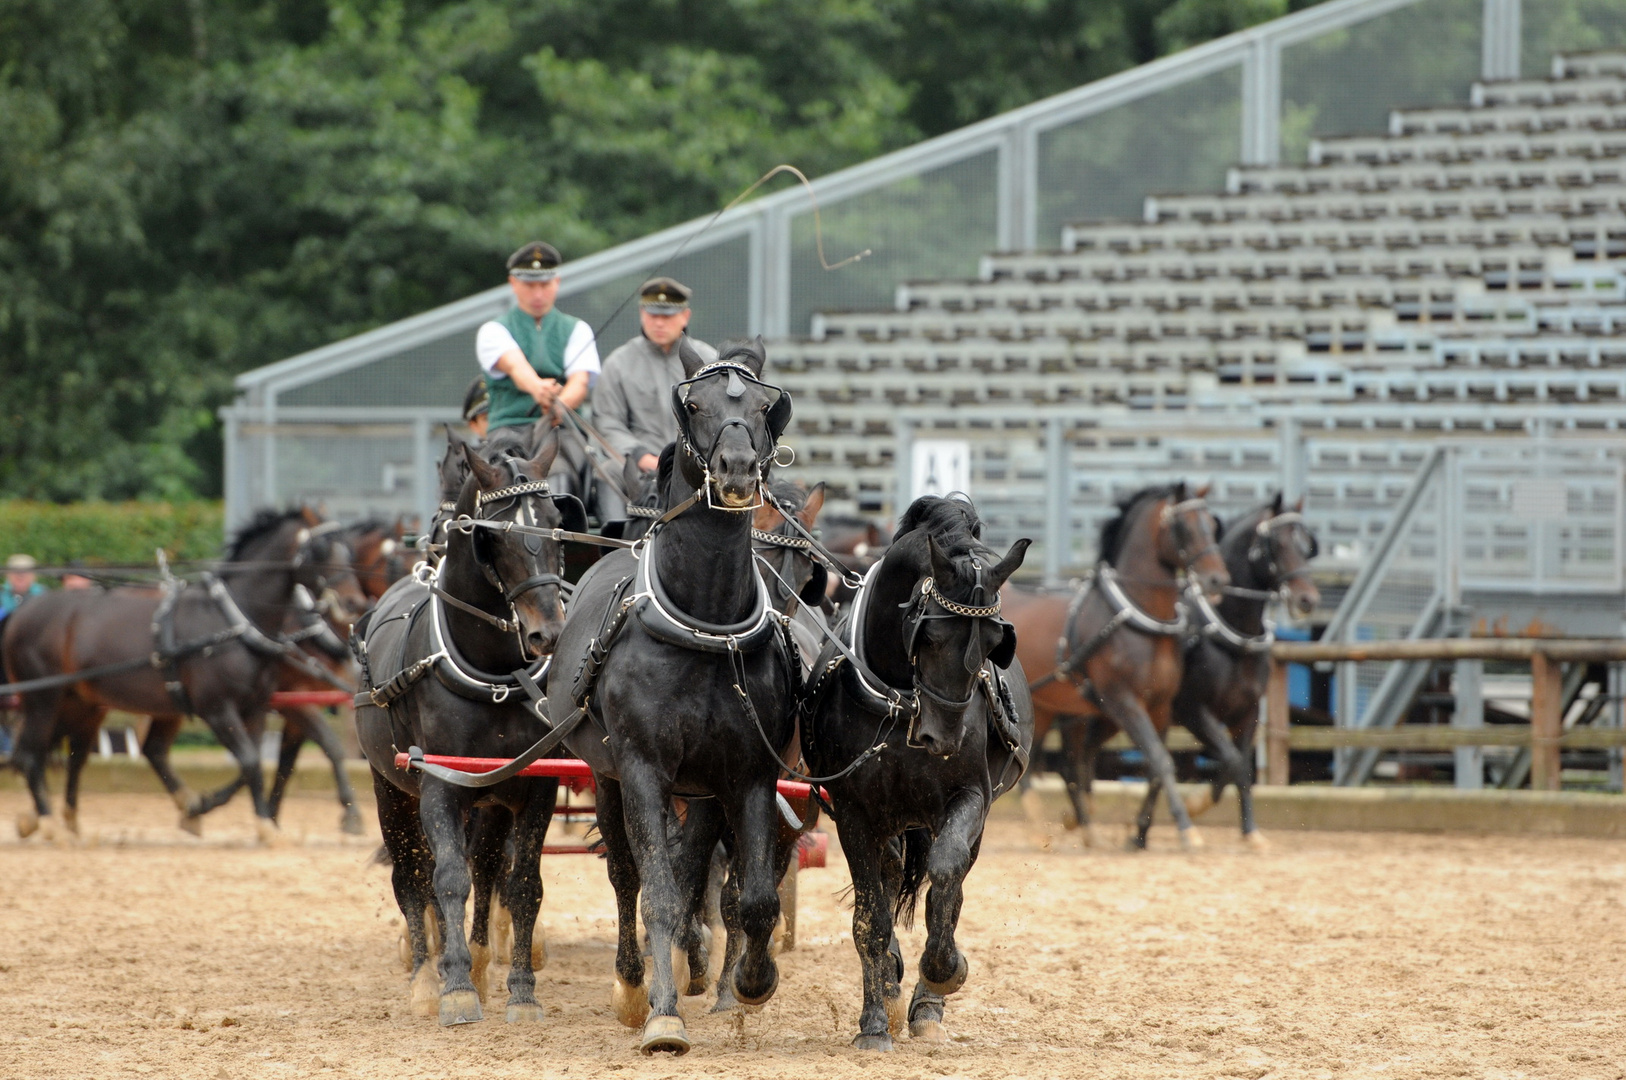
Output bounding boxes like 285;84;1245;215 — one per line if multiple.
2;554;44;615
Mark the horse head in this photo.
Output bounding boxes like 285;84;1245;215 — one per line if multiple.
457;432;580;659
290;508;369;620
344;518;409;603
753;481;828;610
1248;493;1320;618
886;497;1030;758
1153;482;1229;602
672;337;790;511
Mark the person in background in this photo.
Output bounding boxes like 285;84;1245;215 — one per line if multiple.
593;277;718;477
2;554;44;614
462;376;491;441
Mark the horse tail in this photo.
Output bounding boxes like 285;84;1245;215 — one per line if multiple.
892;827;933;928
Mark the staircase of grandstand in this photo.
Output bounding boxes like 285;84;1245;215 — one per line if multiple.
772;50;1626;584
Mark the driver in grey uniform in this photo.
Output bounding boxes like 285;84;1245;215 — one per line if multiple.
592;277;717;516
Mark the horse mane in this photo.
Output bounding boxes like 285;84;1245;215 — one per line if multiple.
1097;483;1184;565
225;508;305;562
892;495;985;557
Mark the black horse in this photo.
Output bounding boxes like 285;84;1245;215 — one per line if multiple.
547;339;797;1055
354;432;579;1025
802;495;1031;1050
1173;494;1320;846
3;509;365;841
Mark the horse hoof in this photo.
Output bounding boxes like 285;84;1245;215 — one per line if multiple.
468;943;490;1002
709;991;738;1014
1184;789;1216;818
1245;830;1270;852
16;809;39;839
922;954;967;997
639;1015;690;1056
178;813;204;838
438;989;483;1026
1083;824;1106;850
340;808;365;836
851;1033;894;1052
409;965;439;1018
255;818;285;847
1123;834;1147;853
38;814;64;843
62;807;80;836
1179;827;1205;852
910;1018;950;1043
505;1001;545;1024
732;959;779;1007
612;975;649;1028
885;993;906;1035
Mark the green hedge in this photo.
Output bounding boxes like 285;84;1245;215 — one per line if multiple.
0;501;224;568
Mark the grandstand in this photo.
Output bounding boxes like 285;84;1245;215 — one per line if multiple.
224;0;1626;619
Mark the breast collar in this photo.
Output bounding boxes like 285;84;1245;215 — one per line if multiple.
631;529;781;654
1186;583;1275;654
417;561;552;711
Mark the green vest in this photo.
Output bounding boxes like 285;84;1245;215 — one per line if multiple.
486;307;580;431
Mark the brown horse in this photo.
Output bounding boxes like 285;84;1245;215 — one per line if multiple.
2;508;366;842
1004;483;1229;851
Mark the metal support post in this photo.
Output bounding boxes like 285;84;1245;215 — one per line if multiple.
998;124;1038;252
1453;657;1484;790
1278;417;1303;504
1610;661;1624;793
412;415;433;535
1265;658;1291;785
893;421;914;526
1042;419;1068;585
1481;0;1522;82
762;207;792;339
1529;652;1563;791
1240;36;1281;166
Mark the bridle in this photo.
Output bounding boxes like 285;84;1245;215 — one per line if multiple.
1159;496;1221;574
1248;511;1318;590
895;557;1007;749
673;361;794;514
438;476;570;655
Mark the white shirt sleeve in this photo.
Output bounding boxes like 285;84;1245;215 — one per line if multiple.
563;321;601;381
476;321;520;378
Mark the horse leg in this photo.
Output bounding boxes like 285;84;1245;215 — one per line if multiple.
373;771;438;1017
466;805;511;1004
1105;693;1201;851
267;707;307;826
60;708;101;838
711;841;746;1013
1131;775;1162;850
723;780;781;1014
500;781;555;1023
12;689;62;838
673;801;726;999
616;761;690;1054
838;810;904;1050
136;716;199;829
1232;711;1267;849
192;703;276;842
910;792;987;1043
292;706;363;835
1057;717;1090;831
593;776;649;1031
416;779;483;1025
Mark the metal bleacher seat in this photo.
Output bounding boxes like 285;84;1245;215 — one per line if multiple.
1310;127;1626;167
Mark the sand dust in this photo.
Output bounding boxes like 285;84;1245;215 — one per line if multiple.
1;788;1623;1079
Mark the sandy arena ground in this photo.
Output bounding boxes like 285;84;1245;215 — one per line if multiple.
1;788;1624;1080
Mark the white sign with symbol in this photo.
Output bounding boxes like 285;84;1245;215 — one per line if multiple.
911;439;971;502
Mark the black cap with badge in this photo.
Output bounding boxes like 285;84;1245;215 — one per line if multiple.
638;276;691;315
506;241;562;282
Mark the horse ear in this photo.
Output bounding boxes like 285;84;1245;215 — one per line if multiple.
391;516;405;541
744;336;768;377
1272;491;1284;513
799;482;825;528
752;500;781;531
990;538;1031;586
1294;494;1305;512
446;426;464;451
678;337;709;378
527;429;560;481
300;506;323;527
1195;482;1211;499
462;442;501;490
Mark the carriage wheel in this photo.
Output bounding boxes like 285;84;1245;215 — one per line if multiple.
777;862;799;952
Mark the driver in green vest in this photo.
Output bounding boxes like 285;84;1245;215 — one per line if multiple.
475;241;601;493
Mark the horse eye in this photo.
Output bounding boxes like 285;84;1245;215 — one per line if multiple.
686;402;699;414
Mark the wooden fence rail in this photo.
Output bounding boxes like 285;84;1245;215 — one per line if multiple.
1262;639;1626;790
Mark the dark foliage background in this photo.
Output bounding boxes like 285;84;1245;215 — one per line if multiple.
1;0;1324;500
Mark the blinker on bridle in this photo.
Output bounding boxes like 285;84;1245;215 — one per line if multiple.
1159;495;1221;572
